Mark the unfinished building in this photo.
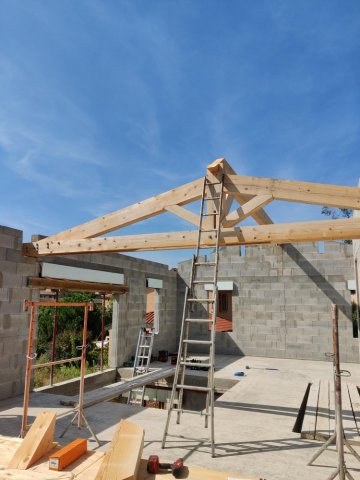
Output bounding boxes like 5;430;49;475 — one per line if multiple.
1;158;360;479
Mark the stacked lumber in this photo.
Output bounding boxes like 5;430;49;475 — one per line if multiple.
294;380;360;441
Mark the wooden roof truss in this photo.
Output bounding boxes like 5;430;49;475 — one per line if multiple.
23;158;360;257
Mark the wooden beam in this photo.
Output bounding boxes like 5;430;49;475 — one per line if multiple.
221;194;234;220
8;412;56;470
164;204;200;227
225;175;360;210
28;277;128;294
37;178;203;245
23;217;360;256
207;158;273;225
222;194;273;227
95;419;144;480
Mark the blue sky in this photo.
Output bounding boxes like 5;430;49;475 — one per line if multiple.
0;0;359;267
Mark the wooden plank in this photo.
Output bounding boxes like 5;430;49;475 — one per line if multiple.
223;194;273;227
24;217;360;256
49;438;87;471
347;383;360;435
62;366;175;409
36;178;204;244
95;419;144;480
28;277;128;294
315;380;330;441
225;174;360;210
164;204;201;227
8;412;56;470
301;381;320;440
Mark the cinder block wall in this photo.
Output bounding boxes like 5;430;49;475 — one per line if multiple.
0;226;178;401
177;242;358;362
30;250;178;370
0;227;39;400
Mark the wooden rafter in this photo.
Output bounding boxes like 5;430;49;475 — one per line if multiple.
225;175;360;210
22;158;360;257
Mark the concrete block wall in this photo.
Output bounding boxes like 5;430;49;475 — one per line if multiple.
177;242;358;362
36;252;178;369
0;227;39;400
0;227;178;401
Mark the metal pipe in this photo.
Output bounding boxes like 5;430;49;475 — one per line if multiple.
332;304;346;480
32;356;82;369
21;304;36;437
77;304;89;428
100;293;105;371
50;291;59;385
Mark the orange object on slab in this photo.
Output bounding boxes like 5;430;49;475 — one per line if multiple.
49;438;87;471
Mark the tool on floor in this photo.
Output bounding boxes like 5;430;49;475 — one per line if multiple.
127;327;155;407
162;172;225;457
147;455;184;478
245;366;279;371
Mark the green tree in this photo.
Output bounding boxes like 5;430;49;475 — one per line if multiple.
321;206;353;244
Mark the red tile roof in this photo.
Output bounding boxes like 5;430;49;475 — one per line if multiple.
208;316;233;332
146;311;154;324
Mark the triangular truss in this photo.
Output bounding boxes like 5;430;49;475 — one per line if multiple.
23;158;360;257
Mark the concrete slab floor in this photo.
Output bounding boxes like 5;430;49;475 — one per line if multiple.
1;355;360;479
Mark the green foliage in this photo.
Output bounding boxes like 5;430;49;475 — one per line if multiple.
35;291;112;376
321;206;353;244
321;206;353;219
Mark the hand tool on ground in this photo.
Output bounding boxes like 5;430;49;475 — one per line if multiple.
245;365;279;371
147;455;184;477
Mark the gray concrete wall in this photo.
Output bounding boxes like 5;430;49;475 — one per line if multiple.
0;226;39;400
35;368;117;396
37;250;178;367
177;242;358;362
0;226;178;401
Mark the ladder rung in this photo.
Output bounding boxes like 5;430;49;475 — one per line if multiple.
183;339;212;345
194;262;216;266
180;361;211;368
137;356;149;359
187;298;214;303
139;345;151;348
172;408;211;416
192;280;213;284
185;318;211;323
176;384;212;392
200;229;217;232
203;196;221;200
202;212;220;216
206;181;222;185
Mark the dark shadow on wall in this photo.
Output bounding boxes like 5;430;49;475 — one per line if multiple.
175;273;244;356
281;244;352;319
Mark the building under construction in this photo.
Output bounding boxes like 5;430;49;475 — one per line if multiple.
1;158;360;479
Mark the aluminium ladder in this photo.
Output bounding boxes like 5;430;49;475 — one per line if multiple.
127;327;155;407
162;174;225;457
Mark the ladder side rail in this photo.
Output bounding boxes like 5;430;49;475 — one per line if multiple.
127;329;143;404
162;286;190;448
139;331;155;407
177;256;195;423
194;177;208;261
209;286;218;457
